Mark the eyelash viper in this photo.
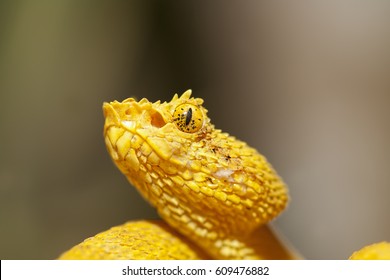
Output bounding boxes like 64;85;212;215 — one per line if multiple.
59;90;389;260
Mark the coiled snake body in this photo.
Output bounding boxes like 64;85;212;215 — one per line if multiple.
59;90;389;260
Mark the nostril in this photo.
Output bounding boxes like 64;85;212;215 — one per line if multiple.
151;111;166;128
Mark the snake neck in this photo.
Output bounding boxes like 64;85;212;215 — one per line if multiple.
172;221;296;259
156;206;295;259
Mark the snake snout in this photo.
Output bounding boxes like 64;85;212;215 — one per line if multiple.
103;102;116;118
103;102;123;129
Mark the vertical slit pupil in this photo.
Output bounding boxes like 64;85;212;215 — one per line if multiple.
185;107;192;126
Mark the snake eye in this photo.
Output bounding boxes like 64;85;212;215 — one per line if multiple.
173;103;203;133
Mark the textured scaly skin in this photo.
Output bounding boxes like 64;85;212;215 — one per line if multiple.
349;242;390;260
59;90;295;260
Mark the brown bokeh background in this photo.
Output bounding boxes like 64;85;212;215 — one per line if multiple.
1;1;389;259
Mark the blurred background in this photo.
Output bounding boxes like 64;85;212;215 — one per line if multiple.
1;1;390;259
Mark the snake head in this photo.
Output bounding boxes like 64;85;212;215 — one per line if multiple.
103;90;289;243
103;90;209;165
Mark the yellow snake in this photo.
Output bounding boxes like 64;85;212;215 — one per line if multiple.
59;90;389;260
